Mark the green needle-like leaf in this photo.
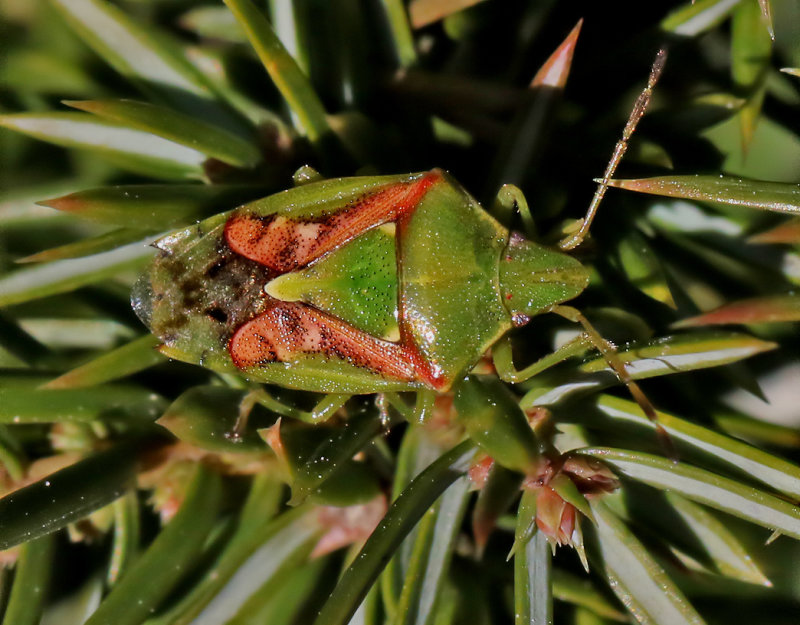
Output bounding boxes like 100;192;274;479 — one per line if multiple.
2;534;56;625
65;99;261;168
43;335;164;389
665;492;771;586
578;448;800;539
591;500;706;625
313;440;476;625
142;474;287;625
582;395;800;500
0;236;155;307
39;184;271;230
179;6;248;43
380;0;418;67
514;530;553;625
606;175;800;214
487;20;580;194
579;332;775;376
0;113;206;180
107;490;140;586
223;0;331;145
409;0;488;28
551;570;626;621
49;0;247;131
731;0;771;151
286;403;388;504
661;0;743;36
392;475;471;625
84;464;223;625
674;294;800;326
16;228;151;264
617;231;676;308
524;332;775;406
0;385;165;424
150;506;320;625
0;443;139;550
0;313;51;367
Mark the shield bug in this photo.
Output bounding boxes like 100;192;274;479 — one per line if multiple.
132;51;667;414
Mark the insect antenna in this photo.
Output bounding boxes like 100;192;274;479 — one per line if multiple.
552;305;677;460
559;47;668;251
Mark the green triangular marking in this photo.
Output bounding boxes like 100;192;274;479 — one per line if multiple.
265;224;400;341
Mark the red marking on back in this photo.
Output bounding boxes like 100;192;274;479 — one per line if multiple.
229;300;443;385
225;172;441;273
225;171;452;389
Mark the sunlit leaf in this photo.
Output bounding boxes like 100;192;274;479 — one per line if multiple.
523;332;775;407
607;175;800;214
0;236;155;307
551;570;626;621
65;99;260;168
17;228;149;264
0;113;206;180
579;448;800;539
591;500;706;625
714;412;800;448
665;492;771;586
0;313;50;367
661;0;743;36
179;6;247;43
38;184;270;230
223;0;331;146
391;475;471;625
49;0;246;131
675;294;800;327
581;395;800;500
148;502;320;625
514;531;552;625
579;332;775;376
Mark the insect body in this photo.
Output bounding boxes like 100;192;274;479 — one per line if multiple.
132;170;588;393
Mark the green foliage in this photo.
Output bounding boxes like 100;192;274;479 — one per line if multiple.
2;1;800;624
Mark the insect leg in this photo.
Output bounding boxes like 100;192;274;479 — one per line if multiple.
492;333;590;384
559;48;667;251
550;304;676;458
